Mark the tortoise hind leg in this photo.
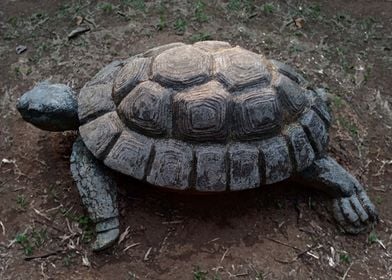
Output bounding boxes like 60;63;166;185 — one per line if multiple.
299;156;378;233
70;137;119;251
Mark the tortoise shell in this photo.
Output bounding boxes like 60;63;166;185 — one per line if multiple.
78;41;331;191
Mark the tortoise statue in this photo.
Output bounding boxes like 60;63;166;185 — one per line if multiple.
16;41;378;251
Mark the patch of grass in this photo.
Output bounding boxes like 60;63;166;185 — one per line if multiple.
63;252;77;267
304;4;322;19
262;2;276;14
190;32;211;43
7;16;20;27
227;0;255;17
78;215;94;243
16;194;28;210
14;67;21;77
338;117;358;138
174;18;187;34
331;95;344;109
256;271;265;280
15;233;33;256
98;2;115;13
368;231;378;244
227;0;242;11
123;0;146;11
29;12;48;25
156;15;167;31
375;196;383;205
31;229;48;247
193;266;208;280
57;2;88;18
194;1;208;23
339;252;351;264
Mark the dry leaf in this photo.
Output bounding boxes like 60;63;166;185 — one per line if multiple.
294;17;305;28
75;16;84;25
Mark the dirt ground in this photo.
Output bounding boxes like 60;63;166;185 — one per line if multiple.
0;0;391;279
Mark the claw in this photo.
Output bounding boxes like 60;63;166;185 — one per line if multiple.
92;228;119;251
332;191;377;234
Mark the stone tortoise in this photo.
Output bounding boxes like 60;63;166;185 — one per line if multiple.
16;41;378;251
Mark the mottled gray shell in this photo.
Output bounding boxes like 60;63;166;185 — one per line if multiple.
78;41;331;192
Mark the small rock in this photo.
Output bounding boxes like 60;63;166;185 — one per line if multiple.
15;45;27;54
67;26;90;39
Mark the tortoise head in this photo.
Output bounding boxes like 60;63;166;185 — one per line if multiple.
16;82;80;131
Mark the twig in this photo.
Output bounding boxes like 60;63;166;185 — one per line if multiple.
220;248;230;263
342;263;353;280
24;249;65;261
123;242;140;252
144;247;152;261
264;237;301;251
0;221;5;235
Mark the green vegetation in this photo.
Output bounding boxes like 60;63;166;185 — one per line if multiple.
193;266;208;280
338;117;358;138
16;194;28;210
174;18;187;34
194;1;208;23
123;0;146;11
15;232;33;255
339;252;351;264
331;95;344;109
368;231;378;244
262;3;276;14
97;2;115;13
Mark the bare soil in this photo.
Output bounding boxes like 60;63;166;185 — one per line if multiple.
0;1;391;279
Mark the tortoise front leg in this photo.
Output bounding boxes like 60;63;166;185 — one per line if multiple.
70;137;119;251
299;156;378;233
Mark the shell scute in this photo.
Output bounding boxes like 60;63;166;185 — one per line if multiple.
117;81;170;136
152;45;211;87
214;47;271;90
173;81;229;141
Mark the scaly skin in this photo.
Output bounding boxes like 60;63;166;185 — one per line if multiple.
70;137;120;251
300;156;378;233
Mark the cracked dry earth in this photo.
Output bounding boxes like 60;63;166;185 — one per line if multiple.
0;0;391;279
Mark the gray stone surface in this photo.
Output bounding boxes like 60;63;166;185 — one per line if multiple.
275;74;307;115
152;45;211;87
259;136;292;184
307;89;332;127
85;60;122;87
104;130;153;180
17;41;380;251
146;139;193;190
173;81;229;141
195;146;227;191
270;59;307;85
79;112;123;159
233;89;282;139
70;137;119;251
214;47;271;90
118;81;171;136
78;83;116;123
17;82;79;131
193;40;231;52
299;109;329;155
229;143;260;190
300;156;378;233
286;125;315;172
113;57;151;105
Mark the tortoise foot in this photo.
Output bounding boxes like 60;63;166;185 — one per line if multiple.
92;217;120;251
300;156;378;234
332;190;378;234
92;228;120;251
